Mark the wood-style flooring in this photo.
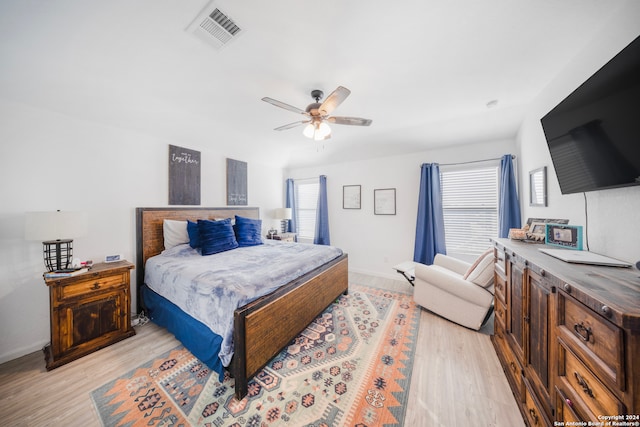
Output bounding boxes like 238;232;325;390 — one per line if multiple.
0;273;524;426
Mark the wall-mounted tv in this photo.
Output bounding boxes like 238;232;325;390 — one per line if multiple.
540;35;640;195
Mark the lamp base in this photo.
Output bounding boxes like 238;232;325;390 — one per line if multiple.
280;220;288;234
43;239;73;272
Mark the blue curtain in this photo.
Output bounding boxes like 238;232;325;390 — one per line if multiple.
414;163;446;265
285;178;296;233
314;175;330;245
499;154;522;237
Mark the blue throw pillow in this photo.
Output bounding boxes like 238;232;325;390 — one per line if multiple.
198;218;239;256
234;215;263;247
187;220;201;249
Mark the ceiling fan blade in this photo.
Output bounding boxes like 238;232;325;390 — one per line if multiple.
262;97;307;115
319;86;351;116
274;120;310;131
327;116;372;126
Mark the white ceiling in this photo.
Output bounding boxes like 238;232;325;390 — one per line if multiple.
0;0;627;168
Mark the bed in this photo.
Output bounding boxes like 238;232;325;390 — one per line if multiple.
135;207;348;399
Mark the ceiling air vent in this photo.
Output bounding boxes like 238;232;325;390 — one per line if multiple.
187;4;243;50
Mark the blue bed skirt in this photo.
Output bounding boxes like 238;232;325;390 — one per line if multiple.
141;284;225;381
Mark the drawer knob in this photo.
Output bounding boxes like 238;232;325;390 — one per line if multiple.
573;322;592;342
564;283;572;293
601;305;612;317
92;282;101;290
574;371;595;398
539;269;545;277
528;408;539;425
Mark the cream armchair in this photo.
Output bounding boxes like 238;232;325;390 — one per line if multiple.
399;250;495;330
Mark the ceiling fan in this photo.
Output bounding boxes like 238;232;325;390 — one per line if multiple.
262;86;372;141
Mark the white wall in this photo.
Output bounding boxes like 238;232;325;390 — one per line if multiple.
518;4;640;264
0;100;283;364
287;138;517;279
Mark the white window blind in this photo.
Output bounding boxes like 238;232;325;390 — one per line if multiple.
294;178;319;241
441;166;499;256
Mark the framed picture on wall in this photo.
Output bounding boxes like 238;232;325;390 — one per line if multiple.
343;185;361;209
374;188;396;215
529;166;547;207
168;145;201;205
226;158;248;206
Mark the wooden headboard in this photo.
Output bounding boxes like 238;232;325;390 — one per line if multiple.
135;207;260;310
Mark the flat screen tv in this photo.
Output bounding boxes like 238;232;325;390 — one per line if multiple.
540;35;640;195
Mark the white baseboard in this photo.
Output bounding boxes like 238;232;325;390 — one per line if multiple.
0;339;49;365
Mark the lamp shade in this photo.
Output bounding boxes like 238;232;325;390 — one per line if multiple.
275;208;292;220
25;211;88;242
303;121;331;140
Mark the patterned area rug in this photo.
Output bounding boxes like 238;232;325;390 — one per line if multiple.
91;284;420;426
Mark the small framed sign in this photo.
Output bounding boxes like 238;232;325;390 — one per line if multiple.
545;223;584;250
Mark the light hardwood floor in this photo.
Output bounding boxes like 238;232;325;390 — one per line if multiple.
0;273;524;426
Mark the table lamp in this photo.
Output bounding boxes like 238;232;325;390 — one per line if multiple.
25;210;88;272
275;208;292;234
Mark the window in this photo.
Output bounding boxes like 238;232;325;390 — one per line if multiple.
294;178;319;241
440;165;499;256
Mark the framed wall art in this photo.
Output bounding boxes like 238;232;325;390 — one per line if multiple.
529;166;547;207
226;158;248;206
343;185;361;209
168;144;201;205
374;188;396;215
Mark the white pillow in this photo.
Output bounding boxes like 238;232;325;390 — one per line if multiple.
463;248;494;288
163;219;189;250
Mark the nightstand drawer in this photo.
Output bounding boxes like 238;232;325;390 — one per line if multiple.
59;274;125;300
557;292;624;390
559;341;625;418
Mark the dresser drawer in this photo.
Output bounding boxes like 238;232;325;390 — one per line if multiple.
559;341;625;419
557;292;624;390
494;247;506;277
497;333;524;399
58;273;126;301
524;380;548;427
494;270;507;304
494;297;507;330
556;386;586;424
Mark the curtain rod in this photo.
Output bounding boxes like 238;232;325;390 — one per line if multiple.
287;176;320;181
428;154;515;167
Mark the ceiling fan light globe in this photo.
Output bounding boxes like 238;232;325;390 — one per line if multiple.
303;123;315;138
317;122;331;138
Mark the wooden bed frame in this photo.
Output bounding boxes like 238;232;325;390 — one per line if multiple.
135;207;348;399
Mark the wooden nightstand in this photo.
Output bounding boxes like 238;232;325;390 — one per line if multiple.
43;261;135;370
267;232;297;242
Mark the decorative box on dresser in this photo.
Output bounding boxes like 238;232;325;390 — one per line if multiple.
492;238;640;426
43;261;135;370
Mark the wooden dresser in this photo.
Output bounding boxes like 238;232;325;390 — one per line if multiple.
492;239;640;426
43;261;135;370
